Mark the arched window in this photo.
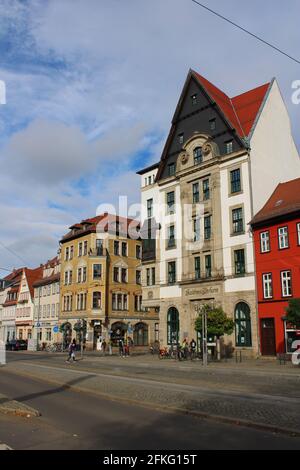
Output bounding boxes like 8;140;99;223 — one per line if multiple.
133;322;148;346
110;321;127;346
167;307;179;345
235;302;252;347
193;147;203;165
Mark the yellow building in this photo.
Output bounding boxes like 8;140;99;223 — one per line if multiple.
59;213;159;350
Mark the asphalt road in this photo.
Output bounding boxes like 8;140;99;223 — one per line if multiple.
0;368;300;450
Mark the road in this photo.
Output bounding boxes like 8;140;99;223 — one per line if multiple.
0;352;299;450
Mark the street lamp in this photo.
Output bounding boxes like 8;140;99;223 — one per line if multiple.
195;303;208;367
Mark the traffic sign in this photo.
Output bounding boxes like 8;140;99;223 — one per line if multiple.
53;326;59;333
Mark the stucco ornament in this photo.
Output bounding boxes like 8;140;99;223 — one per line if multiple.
148;291;153;300
202;141;213;156
180;152;189;164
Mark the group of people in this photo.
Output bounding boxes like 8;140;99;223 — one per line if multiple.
178;338;197;359
118;338;133;357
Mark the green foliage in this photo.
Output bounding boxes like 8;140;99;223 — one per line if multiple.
286;298;300;326
195;304;235;338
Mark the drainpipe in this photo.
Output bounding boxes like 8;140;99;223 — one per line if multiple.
247;146;261;357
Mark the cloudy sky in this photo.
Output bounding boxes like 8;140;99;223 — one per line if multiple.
0;0;299;273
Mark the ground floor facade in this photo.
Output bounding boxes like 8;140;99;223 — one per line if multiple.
32;320;61;346
258;301;300;356
16;322;33;341
59;312;159;351
0;321;16;342
156;280;259;357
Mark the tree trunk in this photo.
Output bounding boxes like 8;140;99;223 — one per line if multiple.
217;337;221;361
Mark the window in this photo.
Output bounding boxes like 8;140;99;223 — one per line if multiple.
167;225;175;248
114;240;119;256
260;231;270;253
205;255;211;278
93;292;101;309
112;294;117;310
168;261;176;284
78;242;83;257
46;329;52;342
93;264;102;280
122;242;127;257
147;199;153;218
148;176;152;185
136;245;141;259
166;191;175;214
134;323;148;346
204;215;211;240
155;323;159;342
234;249;245;275
146;268;151;286
297;223;300;245
263;273;273;299
65;247;69;261
209;118;216;131
203;179;210;200
178;133;184;144
168;163;176;177
193;182;199;203
136;270;141;285
193;218;200;242
195;257;201;280
82;267;87;283
191;94;197;105
235;302;252;347
70;246;74;260
232;208;244;234
278;227;289;249
167;307;179;345
113;267;119;282
134;295;142;312
95;239;103;256
83;240;88;256
123;294;128;310
193;147;203;165
117;294;122;310
225;140;233;154
121;268;127;283
281;271;292;297
78;267;82;283
151;267;155;285
230;169;241;193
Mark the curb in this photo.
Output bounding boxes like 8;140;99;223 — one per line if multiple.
0;397;40;418
3;368;300;439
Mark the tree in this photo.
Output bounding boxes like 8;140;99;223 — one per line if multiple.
285;298;300;327
195;305;235;360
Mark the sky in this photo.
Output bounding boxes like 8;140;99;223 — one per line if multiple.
0;0;299;274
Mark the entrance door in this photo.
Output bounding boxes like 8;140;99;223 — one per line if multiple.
260;318;276;356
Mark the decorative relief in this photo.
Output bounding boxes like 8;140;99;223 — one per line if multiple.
148;291;154;299
180;152;189;164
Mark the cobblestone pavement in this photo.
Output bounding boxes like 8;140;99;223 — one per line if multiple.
3;352;300;435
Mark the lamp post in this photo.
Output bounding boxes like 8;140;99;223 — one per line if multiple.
195;303;208;367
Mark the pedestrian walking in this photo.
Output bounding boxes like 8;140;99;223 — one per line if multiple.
190;338;196;360
66;339;76;362
118;338;124;357
102;339;107;356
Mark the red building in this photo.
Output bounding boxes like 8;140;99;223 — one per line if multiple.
250;178;300;356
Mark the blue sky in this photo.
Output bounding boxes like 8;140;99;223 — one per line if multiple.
0;0;299;273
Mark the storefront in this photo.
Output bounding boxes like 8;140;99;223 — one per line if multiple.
285;321;300;353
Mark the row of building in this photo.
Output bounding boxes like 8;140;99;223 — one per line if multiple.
0;69;300;356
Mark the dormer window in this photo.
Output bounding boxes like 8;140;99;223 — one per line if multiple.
209;118;216;131
178;133;184;145
193;147;203;165
191;94;197;105
168;162;176;177
225;140;233;154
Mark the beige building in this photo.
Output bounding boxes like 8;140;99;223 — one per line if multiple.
138;70;300;357
59;213;159;350
33;257;61;346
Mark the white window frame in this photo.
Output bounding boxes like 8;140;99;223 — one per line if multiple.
297;222;300;245
262;273;273;299
281;270;292;297
260;231;270;253
278;226;289;249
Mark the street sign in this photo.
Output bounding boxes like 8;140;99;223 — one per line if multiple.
36;322;41;328
53;326;59;333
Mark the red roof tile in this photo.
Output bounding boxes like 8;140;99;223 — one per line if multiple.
250;177;300;226
193;71;270;139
